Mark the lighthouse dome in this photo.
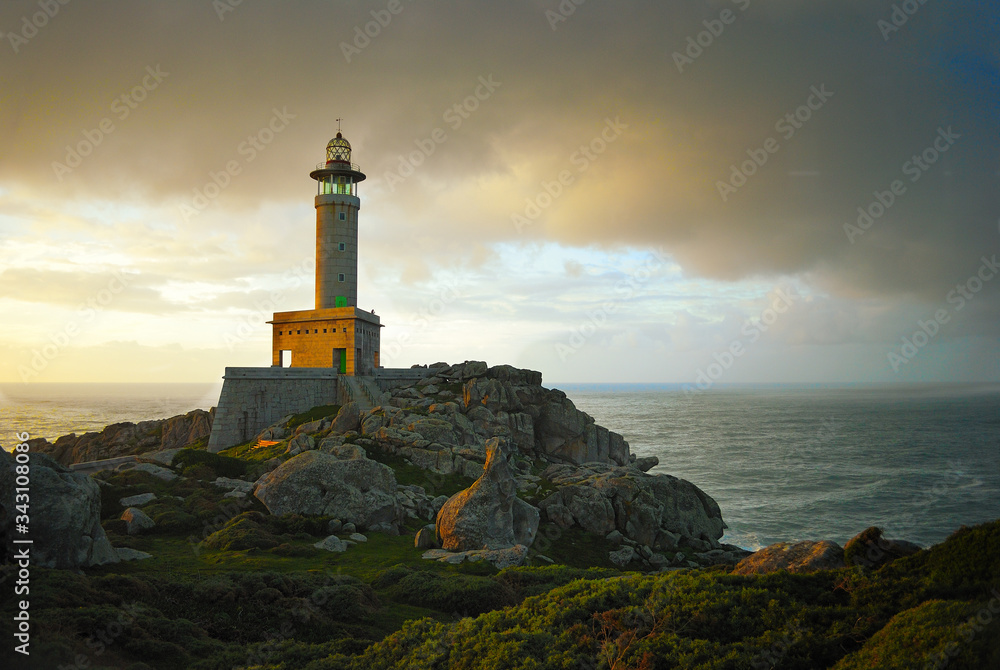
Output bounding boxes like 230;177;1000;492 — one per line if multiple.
326;132;352;163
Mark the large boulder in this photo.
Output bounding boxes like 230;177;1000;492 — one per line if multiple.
436;439;539;552
534;393;630;466
1;451;119;569
331;402;361;434
160;409;215;450
254;451;403;533
733;540;846;575
540;462;725;549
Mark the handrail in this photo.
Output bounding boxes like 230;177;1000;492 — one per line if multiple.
314;161;363;172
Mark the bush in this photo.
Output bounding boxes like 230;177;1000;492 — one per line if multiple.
843;526;884;567
150;509;201;533
381;568;517;617
204;514;279;551
174;449;248;479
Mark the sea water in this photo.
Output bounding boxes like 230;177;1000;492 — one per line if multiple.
561;383;1000;549
2;381;997;550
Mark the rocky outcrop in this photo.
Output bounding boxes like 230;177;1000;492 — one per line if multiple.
421;545;528;569
254;451;403;533
733;540;846;575
1;451;119;569
538;462;725;550
349;362;633;469
436;439;540;552
27;409;215;466
843;526;922;569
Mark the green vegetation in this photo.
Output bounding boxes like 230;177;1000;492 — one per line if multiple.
4;408;997;669
219;439;288;462
174;448;250;479
363;441;472;496
287;404;341;431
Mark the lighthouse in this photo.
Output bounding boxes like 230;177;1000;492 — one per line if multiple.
267;130;381;375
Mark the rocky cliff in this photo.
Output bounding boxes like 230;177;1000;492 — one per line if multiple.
249;361;729;566
25;408;215;466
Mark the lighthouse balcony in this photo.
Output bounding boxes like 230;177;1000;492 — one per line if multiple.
315;161;362;172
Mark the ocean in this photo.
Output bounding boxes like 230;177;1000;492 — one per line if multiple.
561;383;1000;550
2;381;998;551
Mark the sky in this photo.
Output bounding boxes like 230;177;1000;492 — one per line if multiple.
1;0;999;385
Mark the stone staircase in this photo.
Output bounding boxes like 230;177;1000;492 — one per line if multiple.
339;376;385;410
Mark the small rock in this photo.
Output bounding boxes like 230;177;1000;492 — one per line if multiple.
633;456;659;472
119;493;157;507
328;519;343;533
349;532;368;543
121;507;155;535
212;477;253;492
639;545;653;560
415;527;437;549
119;463;177;481
606;530;624;545
673;552;686;565
648;553;669;568
342;522;357;534
609;545;636;567
285;434;316;456
314;535;348;552
141;449;182;467
116;548;153;561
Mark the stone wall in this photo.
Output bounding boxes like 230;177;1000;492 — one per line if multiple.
374;367;429;391
207;367;340;452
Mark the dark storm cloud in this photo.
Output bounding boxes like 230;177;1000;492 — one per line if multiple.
1;0;998;322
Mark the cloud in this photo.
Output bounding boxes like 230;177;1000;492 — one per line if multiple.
1;0;999;382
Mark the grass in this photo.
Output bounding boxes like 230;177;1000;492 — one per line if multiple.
287;404;342;431
219;440;288;462
363;441;473;497
14;399;998;669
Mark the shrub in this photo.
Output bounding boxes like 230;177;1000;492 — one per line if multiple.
381;569;517;617
174;449;248;479
204;514;279;551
